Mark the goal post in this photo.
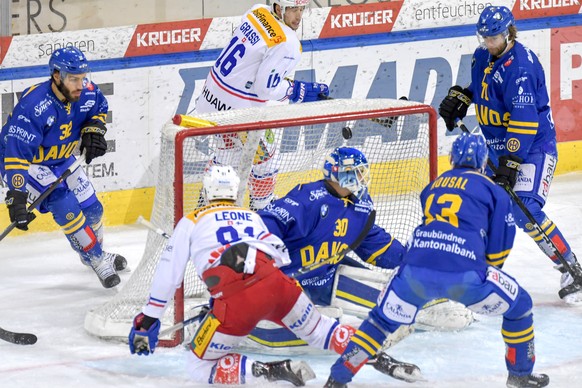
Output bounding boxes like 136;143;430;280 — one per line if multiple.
84;98;438;347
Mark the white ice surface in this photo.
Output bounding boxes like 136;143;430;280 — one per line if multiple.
1;173;581;388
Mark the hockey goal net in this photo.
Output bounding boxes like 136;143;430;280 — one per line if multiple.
84;98;438;346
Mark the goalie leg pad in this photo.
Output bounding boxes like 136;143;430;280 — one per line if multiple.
331;264;392;318
414;298;475;331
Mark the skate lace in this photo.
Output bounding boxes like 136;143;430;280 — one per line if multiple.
91;253;116;280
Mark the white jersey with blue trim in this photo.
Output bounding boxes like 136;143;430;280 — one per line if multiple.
143;202;290;319
195;4;301;113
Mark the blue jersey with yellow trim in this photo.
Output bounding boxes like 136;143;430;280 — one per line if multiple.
468;41;556;161
0;79;108;191
403;167;516;271
258;180;404;304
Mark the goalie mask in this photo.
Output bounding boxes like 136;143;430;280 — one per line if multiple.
323;147;371;199
450;133;488;172
203;165;240;202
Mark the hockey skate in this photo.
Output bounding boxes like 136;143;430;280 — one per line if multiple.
557;254;582;304
252;359;315;386
323;375;347;388
506;373;549;388
90;253;120;288
81;252;128;272
369;352;425;382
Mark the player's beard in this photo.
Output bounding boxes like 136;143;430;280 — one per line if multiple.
56;80;82;102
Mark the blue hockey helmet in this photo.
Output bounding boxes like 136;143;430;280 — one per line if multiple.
450;133;488;171
323;147;370;199
476;6;514;38
49;47;90;77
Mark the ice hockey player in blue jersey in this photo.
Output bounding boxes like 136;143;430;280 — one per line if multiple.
259;146;404;306
0;47;126;288
438;5;581;304
324;133;549;388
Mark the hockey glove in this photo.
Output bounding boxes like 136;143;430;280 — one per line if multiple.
5;190;36;231
129;313;161;356
438;85;473;131
494;155;522;189
80;122;108;164
287;80;329;103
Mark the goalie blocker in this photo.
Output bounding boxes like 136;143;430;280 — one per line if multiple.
243;264;475;352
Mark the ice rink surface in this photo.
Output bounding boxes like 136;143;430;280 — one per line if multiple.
1;173;581;388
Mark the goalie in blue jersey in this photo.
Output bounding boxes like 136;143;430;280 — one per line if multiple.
325;133;549;388
439;5;581;304
0;47;126;288
259;146;404;306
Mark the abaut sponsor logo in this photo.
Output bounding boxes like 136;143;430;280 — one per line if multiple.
512;0;582;19
125;19;212;57
319;2;404;38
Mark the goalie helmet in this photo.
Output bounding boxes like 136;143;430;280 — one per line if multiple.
476;6;514;38
202;165;240;202
49;47;90;77
323;147;370;199
450;132;488;172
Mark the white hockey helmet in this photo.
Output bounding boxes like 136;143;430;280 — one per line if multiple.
202;165;240;202
273;0;310;14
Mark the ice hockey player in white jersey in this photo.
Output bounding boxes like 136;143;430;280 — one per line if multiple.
128;165;421;385
195;0;329;211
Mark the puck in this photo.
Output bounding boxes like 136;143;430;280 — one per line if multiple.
342;126;353;139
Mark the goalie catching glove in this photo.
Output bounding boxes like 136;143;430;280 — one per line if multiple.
287;80;329;103
494;155;522;189
5;190;36;231
80;121;108;164
129;313;161;356
439;85;473;131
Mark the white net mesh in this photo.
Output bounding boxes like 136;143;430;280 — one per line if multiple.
84;98;437;343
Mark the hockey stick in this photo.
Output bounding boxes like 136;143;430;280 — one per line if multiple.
318;95;407;130
0;156;85;242
456;120;582;285
158;303;209;338
136;215;171;239
292;209;376;277
0;326;37;345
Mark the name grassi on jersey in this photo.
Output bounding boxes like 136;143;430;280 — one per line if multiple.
136;28;201;47
331;10;393;28
519;0;580;10
239;22;260;45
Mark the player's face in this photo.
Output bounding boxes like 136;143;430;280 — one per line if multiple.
481;33;507;57
60;73;87;102
283;6;305;31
